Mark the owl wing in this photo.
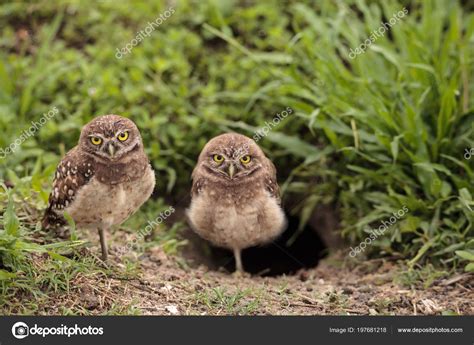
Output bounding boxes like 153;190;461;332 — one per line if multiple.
190;166;205;198
42;148;95;229
264;159;281;204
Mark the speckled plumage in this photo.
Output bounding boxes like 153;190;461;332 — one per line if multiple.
42;115;155;260
187;133;286;272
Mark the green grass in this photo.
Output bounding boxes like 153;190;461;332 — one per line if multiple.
278;0;474;271
194;287;261;315
394;263;449;289
0;0;473;314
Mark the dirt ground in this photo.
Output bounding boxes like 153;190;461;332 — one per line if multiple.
33;227;473;316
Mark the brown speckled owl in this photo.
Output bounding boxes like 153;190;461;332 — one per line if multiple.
42;115;155;261
187;133;286;272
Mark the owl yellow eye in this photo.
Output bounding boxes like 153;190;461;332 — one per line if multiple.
213;154;224;163
240;155;251;164
90;137;102;145
117;131;129;141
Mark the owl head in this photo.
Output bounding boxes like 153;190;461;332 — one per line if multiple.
195;133;268;183
79;115;143;162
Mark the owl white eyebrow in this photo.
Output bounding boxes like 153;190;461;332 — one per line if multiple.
88;134;106;139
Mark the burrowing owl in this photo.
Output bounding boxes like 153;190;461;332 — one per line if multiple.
187;133;286;272
42;115;155;261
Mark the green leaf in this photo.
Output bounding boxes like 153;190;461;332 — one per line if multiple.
455;250;474;261
47;251;70;262
63;212;77;233
408;237;437;267
0;269;16;280
390;135;402;163
3;192;20;236
15;240;46;252
459;188;473;211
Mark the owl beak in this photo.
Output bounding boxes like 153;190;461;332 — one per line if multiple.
227;163;235;179
107;143;116;158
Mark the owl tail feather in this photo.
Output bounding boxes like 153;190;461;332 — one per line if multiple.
41;206;67;230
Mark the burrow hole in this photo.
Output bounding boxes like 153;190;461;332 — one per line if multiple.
184;212;327;277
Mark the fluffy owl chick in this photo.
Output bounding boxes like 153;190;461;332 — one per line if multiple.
187;133;286;273
42;115;155;261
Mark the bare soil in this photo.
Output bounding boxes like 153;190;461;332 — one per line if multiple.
33;228;473;316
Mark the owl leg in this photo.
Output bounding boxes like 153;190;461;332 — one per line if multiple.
233;248;244;272
98;227;108;261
